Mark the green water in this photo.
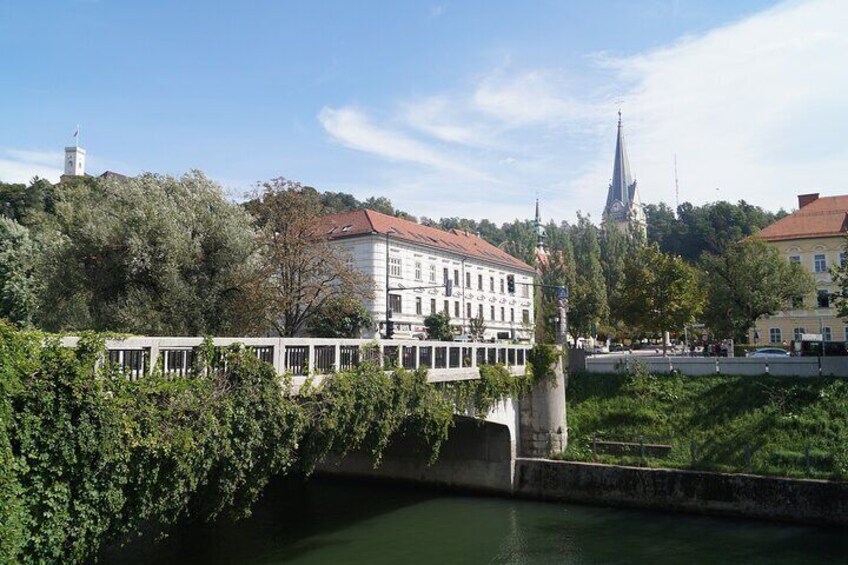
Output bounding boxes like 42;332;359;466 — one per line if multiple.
106;478;848;564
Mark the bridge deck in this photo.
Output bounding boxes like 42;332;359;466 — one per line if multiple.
59;337;531;384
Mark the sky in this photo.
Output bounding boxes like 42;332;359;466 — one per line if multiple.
2;0;846;224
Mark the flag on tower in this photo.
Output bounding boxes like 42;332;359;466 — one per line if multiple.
73;125;79;138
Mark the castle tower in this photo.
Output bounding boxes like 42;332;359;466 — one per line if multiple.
602;112;646;237
64;145;86;177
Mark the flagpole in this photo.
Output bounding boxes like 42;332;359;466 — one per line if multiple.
75;124;80;148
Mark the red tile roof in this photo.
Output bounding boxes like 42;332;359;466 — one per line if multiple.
319;209;535;272
758;195;848;242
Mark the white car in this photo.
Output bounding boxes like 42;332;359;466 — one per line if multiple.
747;347;790;358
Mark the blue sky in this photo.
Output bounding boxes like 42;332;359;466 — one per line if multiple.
2;0;846;223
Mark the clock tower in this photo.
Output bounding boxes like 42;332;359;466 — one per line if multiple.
63;145;86;177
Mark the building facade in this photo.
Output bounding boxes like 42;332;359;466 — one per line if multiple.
602;112;646;237
752;193;848;345
320;209;537;341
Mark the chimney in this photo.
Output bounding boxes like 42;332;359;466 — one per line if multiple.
798;193;820;209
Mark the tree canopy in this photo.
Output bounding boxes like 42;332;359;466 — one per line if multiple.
614;244;705;354
701;237;814;341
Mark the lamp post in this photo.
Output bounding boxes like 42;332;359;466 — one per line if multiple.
385;229;396;338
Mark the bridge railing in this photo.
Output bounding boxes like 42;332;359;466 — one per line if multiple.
59;337;532;383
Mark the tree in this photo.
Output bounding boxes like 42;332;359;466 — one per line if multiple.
701;238;814;342
0;217;40;327
568;214;608;340
307;296;373;338
245;178;373;336
468;314;486;341
35;171;261;335
423;312;453;341
614;244;705;355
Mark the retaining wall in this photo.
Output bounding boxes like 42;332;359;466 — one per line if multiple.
514;458;848;526
584;356;848;377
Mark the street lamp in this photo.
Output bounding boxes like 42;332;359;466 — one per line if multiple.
385;228;397;339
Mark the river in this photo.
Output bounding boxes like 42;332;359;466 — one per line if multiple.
105;477;848;564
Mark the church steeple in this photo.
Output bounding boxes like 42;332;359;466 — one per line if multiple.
603;112;646;236
534;197;545;251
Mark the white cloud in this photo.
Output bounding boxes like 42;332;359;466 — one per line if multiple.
319;0;848;223
0;149;62;183
318;106;491;180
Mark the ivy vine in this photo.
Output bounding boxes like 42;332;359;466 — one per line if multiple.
0;324;544;563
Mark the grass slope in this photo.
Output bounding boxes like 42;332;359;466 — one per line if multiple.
561;366;848;480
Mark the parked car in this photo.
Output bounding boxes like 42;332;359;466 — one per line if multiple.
747;347;790;358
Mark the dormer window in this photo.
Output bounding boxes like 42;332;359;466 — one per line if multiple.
341;225;352;232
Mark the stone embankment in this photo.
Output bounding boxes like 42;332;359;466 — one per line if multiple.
514;458;848;526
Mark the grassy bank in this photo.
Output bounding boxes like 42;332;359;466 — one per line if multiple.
561;366;848;480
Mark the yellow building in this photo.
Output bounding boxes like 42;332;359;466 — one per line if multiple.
752;193;848;345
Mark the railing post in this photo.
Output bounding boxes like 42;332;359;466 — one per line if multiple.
333;341;341;373
274;338;284;375
148;341;160;376
308;343;315;376
471;344;478;368
414;345;420;370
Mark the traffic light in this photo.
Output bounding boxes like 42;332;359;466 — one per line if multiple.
386;320;395;339
506;274;515;294
445;279;453;297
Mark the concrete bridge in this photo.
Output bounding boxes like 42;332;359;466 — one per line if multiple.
60;336;566;493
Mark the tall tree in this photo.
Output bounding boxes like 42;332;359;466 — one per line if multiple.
307;296;374;338
568;214;608;340
36;171;261;335
614;243;705;355
0;217;40;327
702;238;814;342
245;178;373;336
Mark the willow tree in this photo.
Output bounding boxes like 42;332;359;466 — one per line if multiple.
614;243;704;355
245;178;372;336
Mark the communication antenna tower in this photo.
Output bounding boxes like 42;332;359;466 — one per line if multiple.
674;154;680;215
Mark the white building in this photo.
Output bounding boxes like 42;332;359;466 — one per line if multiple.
320;209;537;341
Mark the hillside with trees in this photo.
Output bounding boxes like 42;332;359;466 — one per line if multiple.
0;173;794;343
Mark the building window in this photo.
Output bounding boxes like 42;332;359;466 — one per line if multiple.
389;257;402;278
814;254;827;273
490;305;495;320
430;298;436;314
430;264;437;283
454;301;460;318
443;300;449;315
414;261;422;281
466;303;472;319
500;307;505;321
443;268;449;284
465;272;471;288
490;277;495;292
478;274;483;290
478;304;483;319
793;327;805;341
522;309;530;325
522;282;530;298
453;269;460;286
817;289;830;308
841;253;847;268
769;328;781;344
415;296;422;315
823;326;833;341
789;255;801;265
389;294;402;314
500;279;505;294
510;308;515;322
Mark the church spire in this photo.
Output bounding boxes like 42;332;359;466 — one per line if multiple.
534;197;545;251
603;112;647;236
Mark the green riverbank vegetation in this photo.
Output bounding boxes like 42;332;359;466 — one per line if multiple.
0;324;556;563
561;365;848;480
